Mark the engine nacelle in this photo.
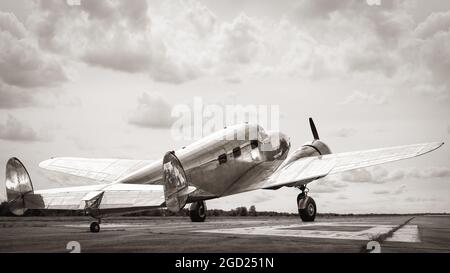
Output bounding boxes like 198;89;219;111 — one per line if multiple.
302;139;332;156
279;140;332;173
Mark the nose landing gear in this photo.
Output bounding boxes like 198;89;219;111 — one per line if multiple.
297;185;316;222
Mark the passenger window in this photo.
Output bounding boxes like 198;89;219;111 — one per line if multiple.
218;154;227;164
233;147;241;157
251;140;258;149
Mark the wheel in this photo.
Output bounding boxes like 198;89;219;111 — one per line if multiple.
189;201;206;222
297;195;316;222
90;222;100;233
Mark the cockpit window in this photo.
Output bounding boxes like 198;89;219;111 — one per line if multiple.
218;154;227;164
233;147;242;157
251;140;258;149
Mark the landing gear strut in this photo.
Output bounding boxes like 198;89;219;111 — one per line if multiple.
297;185;316;222
189;201;206;222
90;219;101;233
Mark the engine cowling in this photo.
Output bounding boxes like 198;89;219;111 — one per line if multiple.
302;139;332;156
280;140;332;170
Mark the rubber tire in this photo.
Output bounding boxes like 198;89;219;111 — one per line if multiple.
298;196;316;222
90;222;100;233
189;201;206;222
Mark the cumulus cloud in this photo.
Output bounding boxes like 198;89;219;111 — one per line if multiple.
0;12;66;88
393;184;406;195
372;184;409;196
341;166;404;184
405;197;437;203
30;0;151;70
342;168;373;183
310;177;348;193
128;92;175;128
401;11;450;97
341;90;388;105
336;194;349;200
408;167;450;179
417;29;450;91
218;14;262;65
0;83;34;108
341;165;450;184
0;11;67;108
18;0;448;92
373;190;390;195
415;11;450;39
40;0;210;83
292;0;355;20
251;192;274;204
29;0;200;83
0;115;42;142
0;11;27;37
334;128;356;138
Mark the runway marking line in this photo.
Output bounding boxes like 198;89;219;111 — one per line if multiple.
60;221;421;243
194;222;421;243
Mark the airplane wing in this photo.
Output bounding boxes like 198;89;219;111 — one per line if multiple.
224;142;444;195
26;184;166;211
7;157;195;217
39;157;155;183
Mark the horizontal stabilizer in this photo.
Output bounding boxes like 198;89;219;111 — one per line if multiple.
39;157;155;182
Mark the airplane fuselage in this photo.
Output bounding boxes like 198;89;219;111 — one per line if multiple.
117;123;332;203
118;124;293;201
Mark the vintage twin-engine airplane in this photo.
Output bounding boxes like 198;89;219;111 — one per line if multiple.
5;118;443;232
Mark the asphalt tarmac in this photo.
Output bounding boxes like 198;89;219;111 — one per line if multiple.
0;215;449;253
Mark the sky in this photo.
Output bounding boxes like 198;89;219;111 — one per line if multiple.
0;0;449;213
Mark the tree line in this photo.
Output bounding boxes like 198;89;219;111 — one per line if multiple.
0;202;298;217
3;201;444;217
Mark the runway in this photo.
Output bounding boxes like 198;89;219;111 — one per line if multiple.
0;215;449;253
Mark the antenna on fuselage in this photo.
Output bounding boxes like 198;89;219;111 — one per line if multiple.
309;118;320;140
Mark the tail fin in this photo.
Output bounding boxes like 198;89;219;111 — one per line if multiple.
5;157;34;216
162;151;194;212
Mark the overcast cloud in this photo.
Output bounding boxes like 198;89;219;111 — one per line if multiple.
0;114;42;142
0;11;66;109
128;92;175;128
17;0;447;92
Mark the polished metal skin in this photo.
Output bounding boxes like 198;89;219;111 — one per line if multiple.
5;158;33;216
116;123;291;199
163;151;191;212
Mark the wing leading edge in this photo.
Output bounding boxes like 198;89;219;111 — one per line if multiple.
226;142;444;194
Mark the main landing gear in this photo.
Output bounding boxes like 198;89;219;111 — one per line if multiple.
189;201;206;222
297;185;316;222
90;219;101;233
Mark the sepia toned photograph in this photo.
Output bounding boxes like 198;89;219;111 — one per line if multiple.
0;0;449;260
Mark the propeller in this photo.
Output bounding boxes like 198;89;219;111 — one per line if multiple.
309;118;319;140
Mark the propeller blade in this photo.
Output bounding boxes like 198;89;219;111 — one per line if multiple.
309;118;320;140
